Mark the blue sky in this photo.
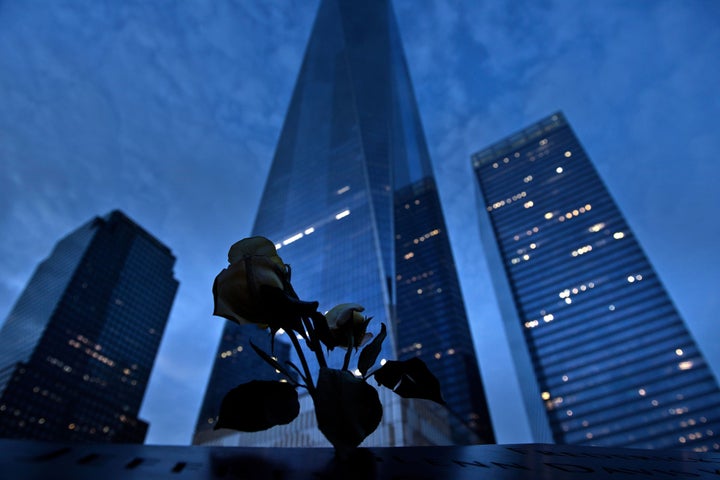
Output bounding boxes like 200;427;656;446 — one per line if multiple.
1;0;718;445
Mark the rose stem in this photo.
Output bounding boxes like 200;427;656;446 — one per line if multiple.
289;332;315;392
341;333;354;371
302;316;327;368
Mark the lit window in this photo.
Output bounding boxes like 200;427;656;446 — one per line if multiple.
404;252;414;260
337;185;350;195
627;276;635;283
676;348;684;356
447;348;456;355
274;243;282;250
335;209;350;220
609;304;616;311
566;410;573;417
529;243;536;249
565;298;572;305
613;232;625;239
543;313;554;322
544;212;553;219
679;361;694;371
524;201;534;208
562;375;569;382
571;245;592;256
522;254;530;261
380;358;387;366
541;392;551;400
417;289;423;295
524;175;533;183
524;320;539;329
556;167;563;174
283;233;304;245
434;352;441;359
539;139;548;146
564;151;572;158
304;227;315;235
639;389;647;396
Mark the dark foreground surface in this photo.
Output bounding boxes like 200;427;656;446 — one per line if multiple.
1;439;719;479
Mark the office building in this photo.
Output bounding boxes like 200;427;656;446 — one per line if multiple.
472;112;720;451
0;210;178;443
195;0;494;446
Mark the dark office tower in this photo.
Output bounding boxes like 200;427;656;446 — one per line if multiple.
196;0;494;446
472;112;720;452
0;211;178;443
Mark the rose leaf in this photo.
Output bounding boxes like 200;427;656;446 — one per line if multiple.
215;380;299;432
358;323;387;377
372;357;446;405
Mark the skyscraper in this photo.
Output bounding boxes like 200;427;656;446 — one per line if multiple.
195;0;494;446
0;210;178;443
472;112;720;451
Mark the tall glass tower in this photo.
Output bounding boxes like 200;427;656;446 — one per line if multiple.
196;0;494;446
472;112;720;452
0;210;178;443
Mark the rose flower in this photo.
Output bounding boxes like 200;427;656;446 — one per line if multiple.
325;303;372;349
213;237;298;329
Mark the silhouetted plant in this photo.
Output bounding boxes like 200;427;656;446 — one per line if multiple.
212;237;445;455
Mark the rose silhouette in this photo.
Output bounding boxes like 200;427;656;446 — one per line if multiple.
212;237;446;456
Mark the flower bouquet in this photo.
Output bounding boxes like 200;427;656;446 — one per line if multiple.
211;237;445;455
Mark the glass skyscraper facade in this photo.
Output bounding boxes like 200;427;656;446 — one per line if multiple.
472;112;720;451
0;210;178;443
196;0;494;446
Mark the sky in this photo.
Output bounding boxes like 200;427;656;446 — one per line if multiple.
0;0;718;446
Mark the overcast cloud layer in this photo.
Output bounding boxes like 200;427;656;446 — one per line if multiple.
1;0;718;445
